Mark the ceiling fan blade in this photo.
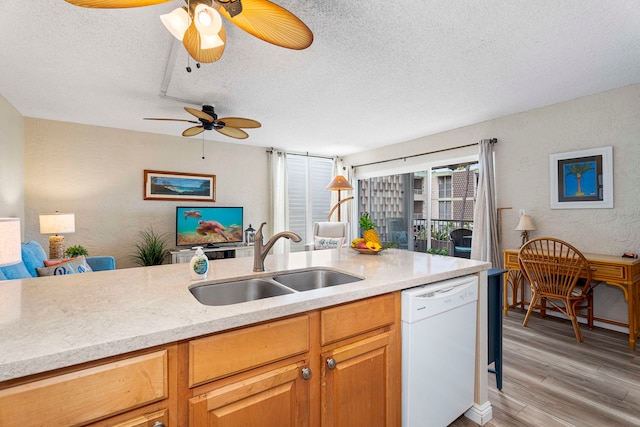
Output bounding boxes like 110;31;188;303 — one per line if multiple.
217;0;313;50
64;0;170;7
183;126;205;137
219;117;262;129
215;126;249;139
183;22;227;63
143;118;200;124
184;107;215;123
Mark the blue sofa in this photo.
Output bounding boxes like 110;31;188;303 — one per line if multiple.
0;241;115;280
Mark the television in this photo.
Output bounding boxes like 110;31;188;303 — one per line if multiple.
176;206;244;247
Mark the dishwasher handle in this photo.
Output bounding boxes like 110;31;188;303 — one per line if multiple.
416;280;475;300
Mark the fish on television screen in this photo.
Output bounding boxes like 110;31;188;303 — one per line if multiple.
176;207;243;247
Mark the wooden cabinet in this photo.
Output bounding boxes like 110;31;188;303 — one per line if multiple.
189;361;310;427
319;293;400;427
187;315;312;427
0;346;177;427
187;293;400;427
0;293;400;427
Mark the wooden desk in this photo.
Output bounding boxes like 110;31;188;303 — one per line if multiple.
503;249;640;350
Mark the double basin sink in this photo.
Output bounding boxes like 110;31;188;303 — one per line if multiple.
190;268;363;306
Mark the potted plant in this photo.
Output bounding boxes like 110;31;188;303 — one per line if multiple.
132;227;170;266
65;245;89;258
429;221;455;255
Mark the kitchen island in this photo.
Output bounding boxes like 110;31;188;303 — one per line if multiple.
0;248;491;426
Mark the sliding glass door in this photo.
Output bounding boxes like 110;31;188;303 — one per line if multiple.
358;174;413;250
357;161;477;256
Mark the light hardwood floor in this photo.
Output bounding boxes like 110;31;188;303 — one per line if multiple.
450;309;640;427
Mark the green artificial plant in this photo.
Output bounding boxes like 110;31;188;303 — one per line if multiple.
65;245;89;258
132;227;170;266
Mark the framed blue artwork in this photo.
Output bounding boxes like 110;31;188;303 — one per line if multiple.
549;146;613;209
144;170;216;202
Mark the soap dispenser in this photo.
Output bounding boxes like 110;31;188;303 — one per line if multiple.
190;247;209;280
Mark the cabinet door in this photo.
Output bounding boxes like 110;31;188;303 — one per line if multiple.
321;332;397;427
189;361;310;427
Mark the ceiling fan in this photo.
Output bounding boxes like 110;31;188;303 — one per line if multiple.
64;0;314;63
144;105;261;139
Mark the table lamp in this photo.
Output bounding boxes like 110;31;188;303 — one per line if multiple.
39;212;75;259
326;175;353;222
0;218;21;266
515;214;536;247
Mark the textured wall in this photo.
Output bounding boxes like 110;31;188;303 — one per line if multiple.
23;119;270;269
344;83;640;326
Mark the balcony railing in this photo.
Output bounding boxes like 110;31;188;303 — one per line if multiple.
413;218;473;255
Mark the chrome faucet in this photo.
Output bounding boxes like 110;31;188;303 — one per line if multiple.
253;222;302;272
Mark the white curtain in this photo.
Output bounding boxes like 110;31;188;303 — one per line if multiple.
268;149;289;254
471;139;501;266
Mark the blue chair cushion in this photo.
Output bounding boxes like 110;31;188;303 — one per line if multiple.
0;261;32;280
21;241;48;277
86;256;116;272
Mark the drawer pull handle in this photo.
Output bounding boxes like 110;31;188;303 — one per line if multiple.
153;422;166;427
326;358;337;369
301;367;312;380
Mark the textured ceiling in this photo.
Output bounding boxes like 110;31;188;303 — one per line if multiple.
1;1;639;156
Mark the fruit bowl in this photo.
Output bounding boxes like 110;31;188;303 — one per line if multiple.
352;247;382;255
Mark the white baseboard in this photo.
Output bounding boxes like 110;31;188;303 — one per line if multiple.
464;401;493;425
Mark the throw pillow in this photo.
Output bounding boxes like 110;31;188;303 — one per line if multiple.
44;257;80;267
314;236;345;250
21;240;48;277
36;256;93;277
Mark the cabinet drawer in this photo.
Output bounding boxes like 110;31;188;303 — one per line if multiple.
108;409;168;427
321;293;396;345
0;350;168;427
591;263;627;281
189;315;309;387
504;252;519;269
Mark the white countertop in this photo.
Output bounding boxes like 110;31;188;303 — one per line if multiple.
0;248;489;382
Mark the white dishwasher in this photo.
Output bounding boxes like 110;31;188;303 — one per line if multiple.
401;275;478;427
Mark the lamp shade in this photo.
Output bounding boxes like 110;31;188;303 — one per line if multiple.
0;218;21;267
161;7;190;41
515;215;536;231
325;175;353;191
39;213;75;235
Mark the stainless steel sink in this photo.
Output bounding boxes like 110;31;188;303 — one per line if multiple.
190;279;294;306
190;268;364;306
273;269;363;292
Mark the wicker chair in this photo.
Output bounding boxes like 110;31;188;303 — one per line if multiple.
450;229;472;259
518;237;594;342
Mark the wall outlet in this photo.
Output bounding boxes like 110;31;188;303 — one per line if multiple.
519;209;525;216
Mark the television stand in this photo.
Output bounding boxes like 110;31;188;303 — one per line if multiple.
170;245;254;264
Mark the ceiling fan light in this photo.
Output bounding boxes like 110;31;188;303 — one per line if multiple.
198;9;211;26
161;7;189;41
194;4;222;37
201;33;225;49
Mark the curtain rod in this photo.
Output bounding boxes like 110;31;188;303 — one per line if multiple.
351;138;497;169
266;148;335;160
